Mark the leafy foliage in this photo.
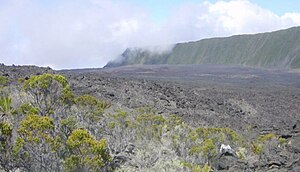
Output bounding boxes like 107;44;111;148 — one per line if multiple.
181;162;212;172
23;74;74;115
0;76;9;87
0;73;285;171
65;129;111;171
16;114;61;171
0;74;113;171
0;122;13;136
0;121;16;172
75;94;108;121
0;96;13;117
252;133;279;155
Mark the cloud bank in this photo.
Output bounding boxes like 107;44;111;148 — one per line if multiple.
0;0;299;69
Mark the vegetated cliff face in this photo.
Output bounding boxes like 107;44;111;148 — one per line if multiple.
105;26;300;69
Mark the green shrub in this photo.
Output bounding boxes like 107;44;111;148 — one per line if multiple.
136;113;166;126
0;96;13;116
189;145;202;155
0;76;9;86
236;147;247;159
75;94;98;106
251;133;277;155
257;133;276;143
18;114;55;143
65;129;111;171
252;142;263;155
23;74;74;115
0;122;13;136
181;162;212;172
201;139;217;159
278;137;287;145
17;103;38;115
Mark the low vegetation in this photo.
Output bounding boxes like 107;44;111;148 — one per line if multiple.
0;73;287;171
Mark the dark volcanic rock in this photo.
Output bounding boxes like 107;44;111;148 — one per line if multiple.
0;64;54;82
215;153;246;171
2;64;300;171
57;65;300;171
287;134;300;154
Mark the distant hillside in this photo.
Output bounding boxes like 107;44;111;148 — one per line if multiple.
105;26;300;69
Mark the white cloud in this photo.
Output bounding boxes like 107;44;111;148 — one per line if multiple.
0;0;158;69
207;0;280;33
163;0;300;42
282;13;300;25
0;0;299;69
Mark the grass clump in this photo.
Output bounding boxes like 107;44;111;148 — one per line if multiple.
181;162;212;172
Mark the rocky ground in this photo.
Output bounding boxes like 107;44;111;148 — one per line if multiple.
1;64;300;171
60;65;300;133
61;64;300;171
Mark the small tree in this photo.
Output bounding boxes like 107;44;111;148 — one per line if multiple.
23;74;74;116
65;129;111;171
16;114;62;171
0;121;16;172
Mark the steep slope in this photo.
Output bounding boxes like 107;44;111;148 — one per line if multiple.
105;26;300;69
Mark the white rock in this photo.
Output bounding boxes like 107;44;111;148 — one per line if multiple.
220;144;234;154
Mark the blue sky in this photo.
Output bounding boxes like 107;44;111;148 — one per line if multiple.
126;0;300;24
251;0;300;15
1;0;300;69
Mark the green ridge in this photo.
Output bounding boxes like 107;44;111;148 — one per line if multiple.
105;26;300;69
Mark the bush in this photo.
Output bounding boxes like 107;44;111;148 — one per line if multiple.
181;162;212;172
65;129;111;171
0;76;9;86
23;74;74;115
0;96;13;116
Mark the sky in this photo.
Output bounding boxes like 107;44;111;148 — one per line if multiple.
0;0;300;69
